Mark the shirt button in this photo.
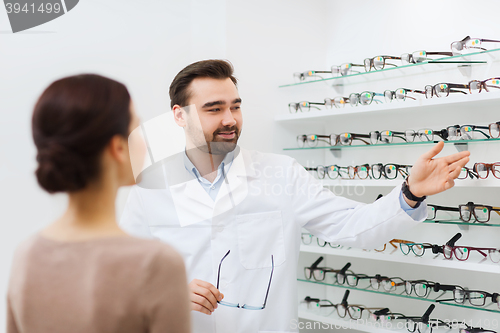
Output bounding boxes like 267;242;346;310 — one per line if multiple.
211;186;215;190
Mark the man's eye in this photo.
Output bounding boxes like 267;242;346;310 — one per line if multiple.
209;108;220;112
233;106;241;110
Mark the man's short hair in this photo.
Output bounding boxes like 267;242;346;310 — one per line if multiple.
169;59;238;109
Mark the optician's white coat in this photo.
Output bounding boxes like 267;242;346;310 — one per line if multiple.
120;146;426;333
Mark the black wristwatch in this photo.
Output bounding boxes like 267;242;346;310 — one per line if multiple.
402;178;426;208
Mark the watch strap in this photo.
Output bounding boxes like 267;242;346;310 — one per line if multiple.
402;179;426;208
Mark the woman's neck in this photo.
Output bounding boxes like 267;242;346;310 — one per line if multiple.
41;179;127;242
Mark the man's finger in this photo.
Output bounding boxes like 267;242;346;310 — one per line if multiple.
420;141;445;160
443;150;471;164
191;285;218;310
448;156;470;172
191;301;212;315
190;293;216;313
444;178;455;190
196;280;223;301
449;165;463;180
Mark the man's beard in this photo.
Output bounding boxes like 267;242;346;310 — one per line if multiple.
190;126;240;155
206;126;240;155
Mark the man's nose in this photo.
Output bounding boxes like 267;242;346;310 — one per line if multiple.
221;108;237;127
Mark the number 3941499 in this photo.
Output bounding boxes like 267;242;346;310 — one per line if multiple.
5;3;61;14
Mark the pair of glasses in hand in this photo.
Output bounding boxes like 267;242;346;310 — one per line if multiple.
216;250;273;310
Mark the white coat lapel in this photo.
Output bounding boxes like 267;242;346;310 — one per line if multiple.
163;153;215;227
213;148;254;219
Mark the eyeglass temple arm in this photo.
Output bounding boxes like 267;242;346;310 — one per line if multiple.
380;55;401;60
432;205;460;212
480;38;500;43
492;208;500;217
389;239;412;249
426;51;454;56
466;168;479;179
448;89;468;94
352;133;371;145
261;255;274;308
217;250;231;290
471;127;491;138
391;131;408;141
471;248;489;257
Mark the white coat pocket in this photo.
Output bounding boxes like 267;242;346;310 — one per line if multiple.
236;211;286;269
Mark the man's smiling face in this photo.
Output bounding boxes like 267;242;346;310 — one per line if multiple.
184;77;243;155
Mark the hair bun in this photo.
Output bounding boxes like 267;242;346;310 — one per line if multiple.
35;141;88;193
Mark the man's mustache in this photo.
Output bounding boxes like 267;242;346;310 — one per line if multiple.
213;127;239;135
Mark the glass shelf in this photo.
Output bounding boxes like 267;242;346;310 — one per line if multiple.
284;137;500;151
423;220;500;227
279;48;499;88
297;278;500;314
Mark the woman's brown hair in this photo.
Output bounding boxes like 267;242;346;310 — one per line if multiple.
32;74;131;193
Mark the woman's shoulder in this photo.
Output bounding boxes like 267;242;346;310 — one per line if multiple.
13;232;184;270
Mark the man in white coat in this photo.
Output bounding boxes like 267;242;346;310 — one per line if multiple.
120;60;470;333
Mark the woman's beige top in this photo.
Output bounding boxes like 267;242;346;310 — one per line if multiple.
7;233;191;333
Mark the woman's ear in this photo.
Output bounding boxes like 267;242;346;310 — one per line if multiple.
107;134;128;164
172;105;186;127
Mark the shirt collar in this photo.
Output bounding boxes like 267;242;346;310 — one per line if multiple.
183;148;235;181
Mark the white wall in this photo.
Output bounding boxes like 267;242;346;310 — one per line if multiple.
3;0;498;330
0;0;329;328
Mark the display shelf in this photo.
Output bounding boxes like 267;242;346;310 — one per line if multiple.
300;245;500;274
317;179;500;188
297;279;500;314
279;48;498;88
284;138;500;151
276;90;500;123
298;310;399;333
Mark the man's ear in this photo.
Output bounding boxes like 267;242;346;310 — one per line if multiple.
172;105;186;127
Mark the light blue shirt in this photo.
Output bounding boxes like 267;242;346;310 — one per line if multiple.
183;149;235;201
399;191;424;219
183;149;423;218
